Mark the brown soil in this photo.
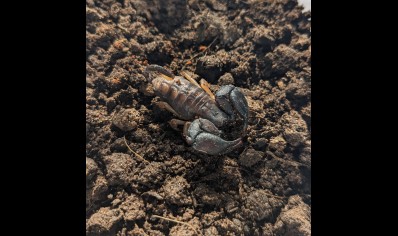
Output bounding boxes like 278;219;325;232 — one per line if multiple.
86;0;311;235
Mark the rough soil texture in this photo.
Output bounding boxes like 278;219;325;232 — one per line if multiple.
86;0;311;235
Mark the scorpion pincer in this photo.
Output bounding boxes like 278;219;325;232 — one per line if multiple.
143;64;249;155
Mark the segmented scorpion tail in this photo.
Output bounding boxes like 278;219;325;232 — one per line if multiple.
144;64;175;82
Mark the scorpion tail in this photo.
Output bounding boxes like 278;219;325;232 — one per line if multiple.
144;65;175;82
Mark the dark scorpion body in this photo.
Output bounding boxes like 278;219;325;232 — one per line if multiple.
144;64;249;155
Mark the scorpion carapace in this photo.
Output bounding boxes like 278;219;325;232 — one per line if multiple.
144;64;249;155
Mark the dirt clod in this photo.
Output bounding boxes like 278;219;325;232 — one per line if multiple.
251;25;275;52
86;157;99;182
103;153;136;187
282;110;308;147
194;183;222;206
273;195;311;236
243;189;284;221
134;161;165;187
217;72;235;86
269;136;287;151
196;55;225;83
161;176;192;206
86;207;123;235
239;148;264;167
112;108;142;132
119;194;145;222
214;218;243;235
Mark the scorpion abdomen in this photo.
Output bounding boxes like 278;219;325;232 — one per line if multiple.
152;76;227;126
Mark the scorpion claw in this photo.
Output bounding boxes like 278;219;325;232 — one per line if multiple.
191;133;242;156
216;85;249;136
184;118;242;155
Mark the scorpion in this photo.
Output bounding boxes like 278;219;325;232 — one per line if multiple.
143;64;249;155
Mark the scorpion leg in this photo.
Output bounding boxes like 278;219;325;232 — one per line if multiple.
156;101;184;119
215;85;249;136
181;70;201;87
169;119;186;131
181;71;215;100
199;79;216;100
184;118;242;155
